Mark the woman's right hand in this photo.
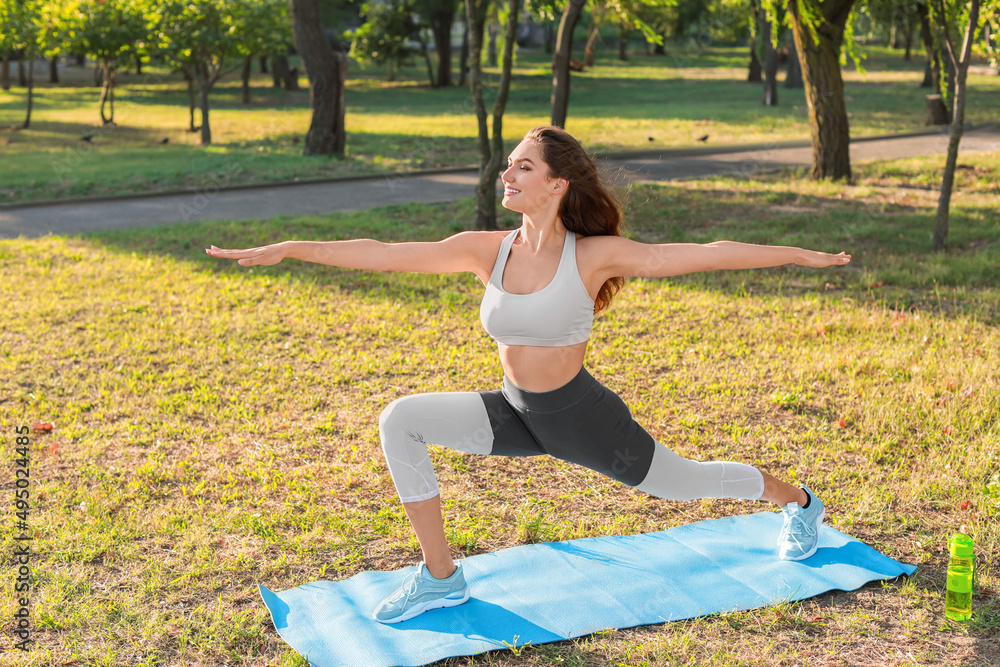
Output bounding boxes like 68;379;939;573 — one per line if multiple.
205;243;287;267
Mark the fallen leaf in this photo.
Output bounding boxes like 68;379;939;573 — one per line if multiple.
960;500;972;511
48;441;59;454
31;422;53;432
868;281;883;288
838;416;847;428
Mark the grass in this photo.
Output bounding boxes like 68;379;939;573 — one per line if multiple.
1;147;998;666
1;45;999;204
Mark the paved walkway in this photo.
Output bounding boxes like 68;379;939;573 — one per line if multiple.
1;127;998;240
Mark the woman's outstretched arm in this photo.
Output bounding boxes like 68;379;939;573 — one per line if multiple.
206;231;497;276
590;237;850;281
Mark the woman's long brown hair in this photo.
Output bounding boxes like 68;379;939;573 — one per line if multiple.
523;126;625;314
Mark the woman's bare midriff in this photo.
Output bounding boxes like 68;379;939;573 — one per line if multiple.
497;341;589;392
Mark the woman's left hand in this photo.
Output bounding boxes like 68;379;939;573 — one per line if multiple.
798;251;851;268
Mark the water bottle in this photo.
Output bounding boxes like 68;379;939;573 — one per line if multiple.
945;529;974;622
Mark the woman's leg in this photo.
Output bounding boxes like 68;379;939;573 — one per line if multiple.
378;390;541;578
635;442;807;508
760;471;809;507
633;442;767;502
399;495;454;579
378;392;493;578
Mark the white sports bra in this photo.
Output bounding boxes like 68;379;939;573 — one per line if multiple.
480;229;595;347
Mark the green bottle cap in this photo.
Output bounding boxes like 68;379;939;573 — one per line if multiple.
950;532;974;557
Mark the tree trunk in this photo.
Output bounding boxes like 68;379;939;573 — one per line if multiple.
788;0;855;181
785;38;803;88
21;58;33;129
290;0;348;156
417;31;436;86
17;54;26;86
584;14;600;68
550;0;586;128
187;70;199;132
762;11;778;106
242;56;252;104
1;52;9;90
99;59;115;125
135;53;142;74
748;48;762;81
544;23;555;54
488;12;498;67
430;0;458;87
932;0;980;251
272;54;289;87
918;3;940;91
199;63;212;145
466;0;522;230
618;24;629;61
260;55;269;73
49;56;59;84
459;18;469;86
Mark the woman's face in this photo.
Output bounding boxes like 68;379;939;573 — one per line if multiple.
500;140;564;214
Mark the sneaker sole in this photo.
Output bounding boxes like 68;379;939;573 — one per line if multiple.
374;587;470;624
779;506;826;561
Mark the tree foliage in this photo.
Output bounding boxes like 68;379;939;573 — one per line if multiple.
149;0;243;144
347;0;420;80
1;0;43;126
928;0;982;251
60;0;148;124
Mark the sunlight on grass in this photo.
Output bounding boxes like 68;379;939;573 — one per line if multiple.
1;119;998;666
2;47;999;205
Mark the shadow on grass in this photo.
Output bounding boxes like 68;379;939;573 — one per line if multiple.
76;180;1000;323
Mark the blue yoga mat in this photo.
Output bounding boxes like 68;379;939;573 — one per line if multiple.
259;511;915;667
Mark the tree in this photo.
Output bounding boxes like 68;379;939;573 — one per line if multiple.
550;0;587;127
759;4;779;106
583;0;670;66
917;1;944;90
290;0;348;156
0;1;21;92
784;0;857;181
868;0;920;59
466;0;522;229
64;0;149;125
981;3;999;69
583;1;609;67
236;0;292;103
348;0;420;81
151;0;241;144
930;0;980;251
415;0;462;87
1;0;41;128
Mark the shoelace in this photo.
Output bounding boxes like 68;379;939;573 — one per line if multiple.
388;574;421;604
780;510;814;549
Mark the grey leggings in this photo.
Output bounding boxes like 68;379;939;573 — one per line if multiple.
379;368;764;504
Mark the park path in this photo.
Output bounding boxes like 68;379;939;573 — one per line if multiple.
1;127;998;240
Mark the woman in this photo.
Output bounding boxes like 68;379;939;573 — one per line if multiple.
207;126;851;624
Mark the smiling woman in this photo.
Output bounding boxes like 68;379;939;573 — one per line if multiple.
206;125;851;624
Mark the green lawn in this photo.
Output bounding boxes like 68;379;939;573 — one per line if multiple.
1;150;998;665
2;45;998;204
